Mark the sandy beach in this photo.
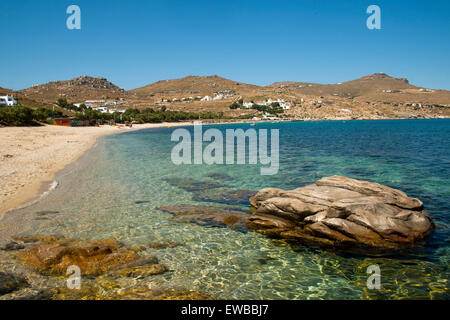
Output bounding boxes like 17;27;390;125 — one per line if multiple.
0;122;192;218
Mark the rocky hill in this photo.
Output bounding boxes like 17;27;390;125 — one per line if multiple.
270;73;450;105
18;76;127;103
270;73;413;97
7;73;449;119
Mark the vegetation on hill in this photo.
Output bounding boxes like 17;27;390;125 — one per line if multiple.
0;106;62;126
101;108;225;123
230;100;284;114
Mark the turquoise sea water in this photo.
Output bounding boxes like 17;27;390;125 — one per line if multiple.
4;119;450;299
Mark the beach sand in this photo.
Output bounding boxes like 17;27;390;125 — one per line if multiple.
0;122;192;218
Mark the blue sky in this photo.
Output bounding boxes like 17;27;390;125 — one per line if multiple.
1;0;449;90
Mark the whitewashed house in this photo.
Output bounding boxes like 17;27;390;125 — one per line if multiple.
93;106;108;113
0;95;18;106
201;96;212;101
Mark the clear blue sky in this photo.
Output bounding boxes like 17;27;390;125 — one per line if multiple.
1;0;449;90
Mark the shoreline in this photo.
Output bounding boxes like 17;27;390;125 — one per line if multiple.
0;122;192;220
1;117;448;220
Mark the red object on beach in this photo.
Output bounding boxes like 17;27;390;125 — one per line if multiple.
53;118;71;127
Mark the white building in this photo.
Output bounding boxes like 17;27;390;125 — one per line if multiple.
93;106;108;113
108;109;125;114
201;96;212;101
0;95;18;106
85;100;106;104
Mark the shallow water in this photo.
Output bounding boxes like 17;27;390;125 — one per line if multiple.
2;119;449;299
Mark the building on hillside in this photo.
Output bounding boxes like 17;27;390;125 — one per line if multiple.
93;106;109;113
85;100;106;104
0;95;18;106
201;96;212;101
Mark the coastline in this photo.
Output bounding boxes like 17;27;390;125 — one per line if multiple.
0;122;192;219
1;117;448;220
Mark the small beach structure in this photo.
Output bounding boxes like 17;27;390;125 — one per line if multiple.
52;118;90;127
52;118;72;126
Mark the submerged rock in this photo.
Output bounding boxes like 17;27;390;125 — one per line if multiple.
19;238;141;276
0;272;29;295
164;177;226;192
0;239;25;251
52;285;214;300
34;211;59;216
247;175;435;249
108;287;214;300
205;172;233;181
147;241;183;249
158;205;249;232
193;189;257;206
109;263;168;278
135;201;151;204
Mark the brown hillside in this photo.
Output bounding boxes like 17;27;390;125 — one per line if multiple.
19;76;127;103
269;73;450;105
0;86;14;95
130;75;261;98
270;73;414;97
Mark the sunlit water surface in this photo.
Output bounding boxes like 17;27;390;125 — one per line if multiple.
3;120;449;299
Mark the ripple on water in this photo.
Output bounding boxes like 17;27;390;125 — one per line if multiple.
2;120;449;299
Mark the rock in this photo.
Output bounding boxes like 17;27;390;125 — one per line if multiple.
108;287;214;300
0;239;25;251
34;210;59;216
158;205;249;232
51;284;213;300
193;189;257;206
0;272;29;295
205;172;232;181
112;264;169;278
1;288;55;300
247;175;434;249
13;235;65;244
164;177;226;192
147;241;182;249
19;238;141;276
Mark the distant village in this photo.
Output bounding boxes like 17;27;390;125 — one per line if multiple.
73;100;127;114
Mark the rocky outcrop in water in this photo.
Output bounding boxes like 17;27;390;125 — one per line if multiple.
247;175;435;249
158;205;249;232
193;189;257;206
18;237;166;276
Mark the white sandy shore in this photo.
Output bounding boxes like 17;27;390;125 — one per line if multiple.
0;122;193;219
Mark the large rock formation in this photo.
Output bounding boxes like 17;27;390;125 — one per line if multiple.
247;175;434;249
